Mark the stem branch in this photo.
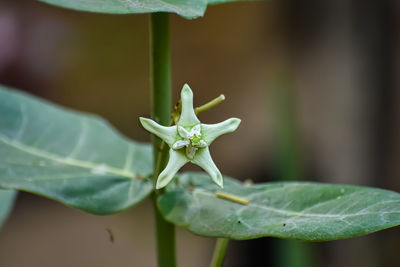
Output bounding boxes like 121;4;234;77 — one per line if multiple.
210;238;230;267
195;94;225;115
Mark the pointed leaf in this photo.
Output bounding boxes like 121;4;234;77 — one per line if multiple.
0;189;17;229
0;85;153;215
158;172;400;241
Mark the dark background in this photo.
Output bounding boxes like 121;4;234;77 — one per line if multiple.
0;0;399;266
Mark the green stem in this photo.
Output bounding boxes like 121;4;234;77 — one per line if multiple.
195;94;225;115
150;12;176;267
210;238;230;267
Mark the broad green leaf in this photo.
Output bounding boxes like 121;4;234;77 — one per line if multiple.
37;0;256;18
158;172;400;241
207;0;254;5
0;85;153;215
0;189;17;229
38;0;208;18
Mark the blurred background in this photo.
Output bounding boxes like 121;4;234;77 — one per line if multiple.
0;0;399;266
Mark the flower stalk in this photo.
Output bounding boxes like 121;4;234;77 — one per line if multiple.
195;94;225;115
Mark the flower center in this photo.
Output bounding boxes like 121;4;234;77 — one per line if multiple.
190;135;201;147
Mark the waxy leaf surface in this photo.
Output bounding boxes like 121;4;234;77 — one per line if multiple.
0;85;153;215
158;172;400;241
0;189;17;229
38;0;254;18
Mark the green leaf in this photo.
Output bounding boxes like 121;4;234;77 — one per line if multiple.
38;0;208;18
37;0;256;18
0;85;153;215
0;189;17;229
157;172;400;241
207;0;255;5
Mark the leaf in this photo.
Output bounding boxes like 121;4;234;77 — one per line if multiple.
0;189;17;229
38;0;208;18
0;85;153;215
37;0;256;18
207;0;255;5
157;172;400;241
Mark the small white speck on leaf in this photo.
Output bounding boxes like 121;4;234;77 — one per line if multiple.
91;165;107;175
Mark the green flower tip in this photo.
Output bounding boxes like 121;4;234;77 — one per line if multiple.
140;84;241;189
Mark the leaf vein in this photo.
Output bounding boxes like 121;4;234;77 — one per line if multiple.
194;189;400;219
0;134;136;179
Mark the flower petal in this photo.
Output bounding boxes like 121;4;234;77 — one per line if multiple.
186;145;198;159
189;124;201;136
198;140;207;147
178;126;191;139
172;140;190;149
156;149;189;189
139;117;177;147
201;118;241;145
178;84;200;126
191;147;223;188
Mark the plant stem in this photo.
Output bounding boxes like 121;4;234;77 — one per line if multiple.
210;238;230;267
271;71;312;267
195;94;225;115
150;12;176;267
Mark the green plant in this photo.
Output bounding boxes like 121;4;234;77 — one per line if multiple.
0;1;400;267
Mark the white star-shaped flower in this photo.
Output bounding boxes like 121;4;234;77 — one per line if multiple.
140;84;241;189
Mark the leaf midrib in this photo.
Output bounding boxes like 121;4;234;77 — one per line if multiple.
194;189;400;219
0;134;136;179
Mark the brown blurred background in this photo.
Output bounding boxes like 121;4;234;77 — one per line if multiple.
0;0;399;266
